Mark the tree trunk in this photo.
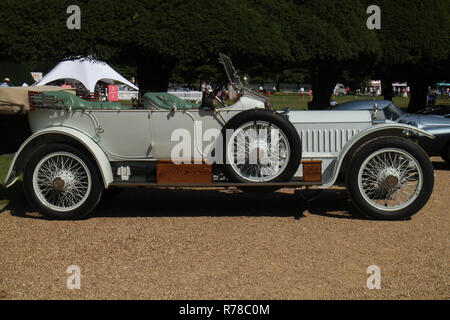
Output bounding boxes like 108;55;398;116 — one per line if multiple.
309;65;337;110
381;79;393;101
136;54;176;93
0;114;31;154
407;77;429;112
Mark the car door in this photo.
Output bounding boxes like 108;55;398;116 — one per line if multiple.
93;110;153;160
149;109;227;162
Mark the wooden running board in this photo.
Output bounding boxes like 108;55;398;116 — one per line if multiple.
156;160;212;184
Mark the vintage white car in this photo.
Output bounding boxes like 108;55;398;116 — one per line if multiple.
1;54;435;220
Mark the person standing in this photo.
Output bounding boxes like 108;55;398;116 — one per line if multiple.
201;81;207;94
330;95;337;107
0;77;11;87
228;84;234;101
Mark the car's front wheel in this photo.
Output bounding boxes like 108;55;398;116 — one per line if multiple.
23;143;103;219
346;137;434;220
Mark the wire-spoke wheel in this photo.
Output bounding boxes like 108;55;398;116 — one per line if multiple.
347;137;434;220
358;148;422;211
32;152;91;212
24;144;103;219
228;121;291;182
222;109;301;183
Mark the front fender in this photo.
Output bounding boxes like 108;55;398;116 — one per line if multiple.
3;127;113;188
320;123;434;188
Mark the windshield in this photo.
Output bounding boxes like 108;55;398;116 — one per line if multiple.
219;53;242;87
383;103;404;121
218;53;270;106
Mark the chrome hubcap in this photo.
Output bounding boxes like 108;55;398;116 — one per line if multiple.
358;148;423;211
52;177;65;191
32;152;91;212
378;167;401;190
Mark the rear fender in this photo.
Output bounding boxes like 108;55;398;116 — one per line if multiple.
3;127;113;188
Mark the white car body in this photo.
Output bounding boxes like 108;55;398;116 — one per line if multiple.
0;54;436;220
5;100;432;189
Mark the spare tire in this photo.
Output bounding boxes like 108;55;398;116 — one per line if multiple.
221;109;301;183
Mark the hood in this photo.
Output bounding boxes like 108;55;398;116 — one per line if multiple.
397;113;450;128
397;114;420;126
418;114;450;127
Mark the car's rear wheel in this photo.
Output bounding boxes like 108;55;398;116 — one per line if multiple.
23;143;103;219
222;109;301;183
346;137;434;220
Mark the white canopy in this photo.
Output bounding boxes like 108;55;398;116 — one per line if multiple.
33;58;139;92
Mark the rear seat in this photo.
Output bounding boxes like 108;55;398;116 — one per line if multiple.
43;91;132;110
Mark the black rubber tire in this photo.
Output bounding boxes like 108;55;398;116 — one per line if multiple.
23;143;103;220
440;146;450;165
346;137;434;220
102;187;124;200
221;109;301;183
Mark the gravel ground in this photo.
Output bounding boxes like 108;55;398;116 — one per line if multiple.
0;157;448;300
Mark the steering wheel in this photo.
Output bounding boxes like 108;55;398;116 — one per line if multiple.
201;79;227;109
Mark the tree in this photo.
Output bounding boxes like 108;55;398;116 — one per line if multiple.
0;62;34;86
0;0;292;93
0;0;122;71
369;0;450;112
286;0;381;109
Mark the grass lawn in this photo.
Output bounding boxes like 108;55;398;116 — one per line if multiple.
270;94;365;110
0;155;23;209
0;155;13;183
271;94;450;110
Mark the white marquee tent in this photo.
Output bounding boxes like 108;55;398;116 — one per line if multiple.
33;58;139;92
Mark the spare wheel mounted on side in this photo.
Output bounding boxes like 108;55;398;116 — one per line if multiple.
221;109;302;183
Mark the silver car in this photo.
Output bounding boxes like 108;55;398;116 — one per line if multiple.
334;100;450;164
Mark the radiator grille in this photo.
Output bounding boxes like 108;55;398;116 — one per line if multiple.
299;128;361;154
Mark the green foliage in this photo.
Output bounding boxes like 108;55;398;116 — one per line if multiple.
0;0;447;106
0;62;34;85
363;0;450;110
372;0;449;66
288;0;381;63
0;155;13;184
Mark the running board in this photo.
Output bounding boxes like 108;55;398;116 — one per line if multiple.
109;178;321;188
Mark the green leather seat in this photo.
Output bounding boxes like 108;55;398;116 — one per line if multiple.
42;91;131;110
143;92;199;110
